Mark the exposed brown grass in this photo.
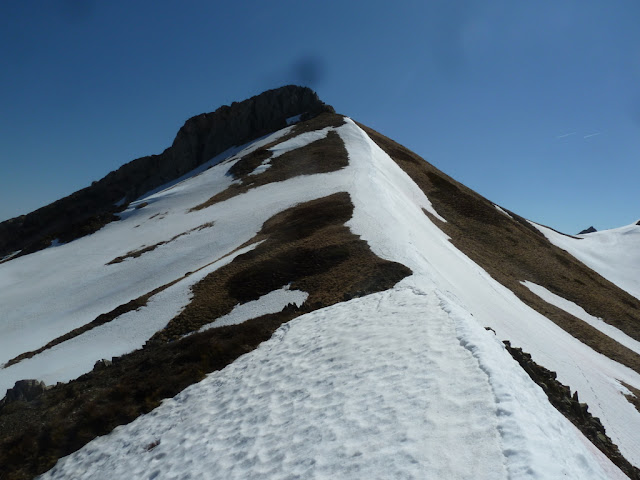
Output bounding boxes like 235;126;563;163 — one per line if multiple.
155;192;410;341
358;122;640;376
191;113;347;211
106;222;214;265
0;192;410;480
621;381;640;414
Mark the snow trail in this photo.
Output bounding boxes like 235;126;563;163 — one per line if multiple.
41;287;507;480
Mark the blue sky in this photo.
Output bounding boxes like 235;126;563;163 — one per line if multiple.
1;1;638;234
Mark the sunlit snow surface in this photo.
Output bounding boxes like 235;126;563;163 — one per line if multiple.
199;285;308;331
1;119;638;478
523;280;640;356
531;221;640;301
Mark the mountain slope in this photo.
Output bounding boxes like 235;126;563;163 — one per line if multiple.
1;93;639;479
532;221;640;301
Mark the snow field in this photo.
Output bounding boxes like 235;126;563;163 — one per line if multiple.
41;286;626;480
338;119;640;469
522;280;640;356
0;125;346;389
40;287;509;480
0;243;260;394
531;221;640;301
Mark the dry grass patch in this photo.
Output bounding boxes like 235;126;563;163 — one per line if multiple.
621;381;640;414
156;192;410;341
358;122;640;376
0;192;410;480
191;113;347;211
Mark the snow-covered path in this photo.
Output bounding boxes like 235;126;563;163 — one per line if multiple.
41;286;623;480
41;287;508;480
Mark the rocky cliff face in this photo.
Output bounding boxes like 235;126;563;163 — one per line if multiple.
0;85;331;259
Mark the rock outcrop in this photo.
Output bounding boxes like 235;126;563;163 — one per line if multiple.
0;85;331;259
504;341;640;479
0;380;47;410
578;226;597;234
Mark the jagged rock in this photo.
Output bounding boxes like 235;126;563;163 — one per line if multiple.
578;226;597;234
93;359;113;371
503;340;640;479
0;85;330;260
0;379;47;408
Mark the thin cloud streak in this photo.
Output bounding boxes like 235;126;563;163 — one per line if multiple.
583;132;602;139
556;132;576;139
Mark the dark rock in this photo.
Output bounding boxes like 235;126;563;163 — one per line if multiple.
578;226;597;235
503;340;640;479
93;359;113;371
0;86;330;259
0;379;47;408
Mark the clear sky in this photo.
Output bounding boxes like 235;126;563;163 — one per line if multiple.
1;1;638;234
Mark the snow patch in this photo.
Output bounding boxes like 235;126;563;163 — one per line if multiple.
495;204;513;219
0;243;261;395
199;285;308;331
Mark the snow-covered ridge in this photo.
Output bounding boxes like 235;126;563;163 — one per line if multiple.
2;115;639;478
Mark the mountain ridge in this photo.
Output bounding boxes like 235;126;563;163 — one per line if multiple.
0;85;331;261
1;90;639;479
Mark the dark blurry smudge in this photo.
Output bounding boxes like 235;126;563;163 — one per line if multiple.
291;55;327;89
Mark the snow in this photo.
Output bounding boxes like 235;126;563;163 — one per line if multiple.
0;243;260;394
249;159;272;175
286;113;302;125
0;127;331;369
2;117;638;478
494;204;513;219
0;250;21;263
42;286;626;480
199;285;308;331
531;221;640;301
268;127;331;159
249;126;331;176
522;280;640;356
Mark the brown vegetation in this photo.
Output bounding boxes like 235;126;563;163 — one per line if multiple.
621;381;640;414
191;113;347;211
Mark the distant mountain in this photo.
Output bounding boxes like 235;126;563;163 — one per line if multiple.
579;226;598;235
1;87;639;480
